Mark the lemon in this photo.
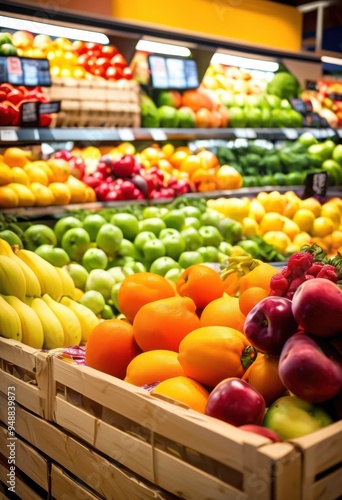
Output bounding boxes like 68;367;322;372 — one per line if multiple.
300;197;322;217
311;217;334;237
242;217;259;237
259;212;285;234
293;232;312;248
263;231;291;253
282;218;301;241
292;209;316;233
249;199;265;223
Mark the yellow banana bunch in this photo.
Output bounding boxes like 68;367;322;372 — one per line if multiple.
16;249;63;301
60;296;99;344
0;255;26;300
55;266;76;299
42;294;82;347
0;295;22;342
2;295;44;349
30;297;65;349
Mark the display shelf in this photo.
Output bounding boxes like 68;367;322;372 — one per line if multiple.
0;127;341;146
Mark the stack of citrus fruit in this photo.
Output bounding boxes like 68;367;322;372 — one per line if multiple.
85;262;283;414
208;190;342;257
0;147;96;208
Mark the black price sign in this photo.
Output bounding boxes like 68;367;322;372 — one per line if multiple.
39;101;61;114
328;93;342;102
305;80;318;91
0;56;51;86
303;171;328;199
20;101;40;127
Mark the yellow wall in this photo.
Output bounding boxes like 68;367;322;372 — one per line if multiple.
111;0;302;51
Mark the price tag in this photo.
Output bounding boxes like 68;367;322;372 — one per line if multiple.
20;101;39;127
150;129;167;141
319;129;328;139
118;128;135;141
39;101;61;114
303;171;328;199
0;129;18;141
234;129;247;138
282;128;298;140
245;129;257;139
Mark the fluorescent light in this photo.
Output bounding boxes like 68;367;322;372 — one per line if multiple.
211;53;279;72
136;40;191;57
321;55;342;66
0;15;109;44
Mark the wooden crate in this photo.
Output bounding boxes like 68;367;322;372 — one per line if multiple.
0;393;174;500
44;76;141;128
0;338;51;420
50;356;313;500
50;464;102;500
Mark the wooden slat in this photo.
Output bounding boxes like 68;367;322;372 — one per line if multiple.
305;467;342;500
50;464;101;500
0;338;38;372
0;373;42;416
0;460;45;500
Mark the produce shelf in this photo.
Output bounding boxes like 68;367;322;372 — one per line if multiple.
0;127;341;146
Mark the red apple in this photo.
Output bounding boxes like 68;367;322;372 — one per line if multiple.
122;67;133;80
105;66;123;80
54;150;72;161
244;296;298;355
110;53;127;69
111;154;135;178
239;424;282;442
69;155;85;179
101;45;119;58
291;278;342;338
131;174;148;196
6;89;24;105
279;332;342;403
205;378;266;426
82;174;102;189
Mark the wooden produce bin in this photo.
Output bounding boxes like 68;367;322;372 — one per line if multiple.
0;392;174;500
0;338;51;420
49;355;333;500
44;76;141;128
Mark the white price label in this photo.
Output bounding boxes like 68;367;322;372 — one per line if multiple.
0;130;18;142
118;128;135;142
337;129;342;138
234;129;247;138
282;128;298;140
245;129;257;139
319;129;328;139
150;129;167;141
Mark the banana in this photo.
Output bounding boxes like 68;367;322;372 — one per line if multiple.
2;295;44;349
0;255;26;300
42;294;82;347
0;238;41;297
16;249;63;301
55;266;75;299
31;297;65;349
0;295;22;342
60;296;99;344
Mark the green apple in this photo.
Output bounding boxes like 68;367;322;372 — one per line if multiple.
82;213;106;241
197;245;219;263
183;217;201;230
118;238;139;258
62;263;89;290
180;227;203;251
219;241;233;256
61;227;91;261
35;244;70;267
180;206;202;218
178;251;204;268
82;248;108;272
218;218;243;244
0;229;23;249
24;224;57;251
142;206;168;219
110;213;140;241
110;282;122;311
332;144;342;166
199;210;222;228
96;224;123;258
263;396;333;440
138;217;167;236
236;239;261;258
80;290;105;315
162;209;186;231
160;234;186;260
133;231;157;256
149;256;180;276
142;239;166;263
101;304;115;319
164;267;184;283
159;228;181;239
123;261;147;274
54;216;83;244
198;226;223;247
85;269;115;301
107;266;134;283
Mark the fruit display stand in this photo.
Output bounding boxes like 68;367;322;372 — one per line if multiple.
47;354;342;500
0;337;51;420
44;77;141;128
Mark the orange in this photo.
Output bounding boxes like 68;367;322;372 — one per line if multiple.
196;150;219;170
48;182;71;205
259;212;285;233
238;287;269;317
169;150;189;169
47;158;71;182
179;155;203;177
261;191;286;214
124;350;184;386
0;163;13;185
132;296;200;352
85;319;141;379
222;272;240;296
178;326;254;388
66;175;87;204
118;272;175;323
7;183;35;207
11;166;29;186
243;354;285;407
215;165;242;190
311;217;334;237
151;376;209;413
24;164;49;185
29;183;55;206
238;262;278;294
199;295;246;333
0;185;19;208
3;147;31;168
176;264;225;309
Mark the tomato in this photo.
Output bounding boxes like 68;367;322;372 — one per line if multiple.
95;57;111;71
122;67;133;80
105;66;123;80
101;45;119;58
110;53;127;69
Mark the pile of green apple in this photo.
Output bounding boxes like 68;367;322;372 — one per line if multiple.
20;203;244;318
